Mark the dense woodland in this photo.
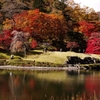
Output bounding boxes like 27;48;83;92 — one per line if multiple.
0;0;100;55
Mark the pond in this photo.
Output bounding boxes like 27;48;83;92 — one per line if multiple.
0;69;100;100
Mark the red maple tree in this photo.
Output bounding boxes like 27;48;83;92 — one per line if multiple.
12;9;67;41
79;20;95;37
85;32;100;54
0;30;12;50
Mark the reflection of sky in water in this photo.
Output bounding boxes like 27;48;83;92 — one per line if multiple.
0;70;100;100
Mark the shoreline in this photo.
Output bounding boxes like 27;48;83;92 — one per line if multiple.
0;65;80;71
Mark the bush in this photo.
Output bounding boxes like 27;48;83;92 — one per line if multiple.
0;54;7;59
0;59;6;65
47;46;57;51
13;52;25;57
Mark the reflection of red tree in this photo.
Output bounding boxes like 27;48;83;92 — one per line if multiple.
85;32;100;54
85;76;100;95
13;76;20;87
29;79;35;89
0;77;10;97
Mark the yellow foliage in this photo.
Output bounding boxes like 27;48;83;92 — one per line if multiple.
73;27;78;32
3;19;14;30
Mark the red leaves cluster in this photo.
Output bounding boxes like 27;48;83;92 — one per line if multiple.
13;9;67;39
79;20;94;37
0;30;12;50
85;32;100;54
66;41;79;50
13;9;40;33
30;40;38;49
1;9;68;51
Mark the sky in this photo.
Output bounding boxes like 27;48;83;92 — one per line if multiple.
74;0;100;12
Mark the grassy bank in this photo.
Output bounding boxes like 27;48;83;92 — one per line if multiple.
1;50;100;68
25;50;100;64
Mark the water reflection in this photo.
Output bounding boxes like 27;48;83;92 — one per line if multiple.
0;70;100;100
85;74;100;96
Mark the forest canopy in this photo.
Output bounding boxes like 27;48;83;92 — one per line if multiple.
0;0;100;55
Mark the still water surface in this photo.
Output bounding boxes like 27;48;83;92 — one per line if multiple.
0;70;100;100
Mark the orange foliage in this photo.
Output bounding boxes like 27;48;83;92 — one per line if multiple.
79;20;94;37
88;21;100;32
12;9;67;39
3;19;14;30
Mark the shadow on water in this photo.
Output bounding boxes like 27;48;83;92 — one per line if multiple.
66;70;93;76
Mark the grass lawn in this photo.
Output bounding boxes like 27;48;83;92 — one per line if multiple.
24;50;100;64
1;50;100;66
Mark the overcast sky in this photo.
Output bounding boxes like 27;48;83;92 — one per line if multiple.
74;0;100;12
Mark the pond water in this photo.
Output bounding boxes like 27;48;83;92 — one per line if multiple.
0;69;100;100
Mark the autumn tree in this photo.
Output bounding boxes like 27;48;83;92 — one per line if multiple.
85;32;100;54
66;0;99;22
0;0;29;19
10;30;30;56
30;39;38;49
88;21;100;32
0;30;12;51
66;41;79;51
62;0;99;32
79;20;95;38
66;31;87;52
0;0;68;20
3;19;14;30
0;13;3;31
12;9;67;48
83;6;99;21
